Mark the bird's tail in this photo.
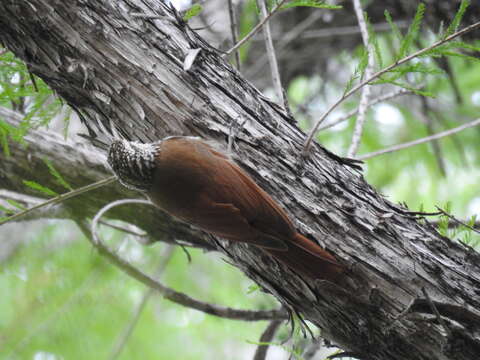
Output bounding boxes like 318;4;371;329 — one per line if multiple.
265;233;344;281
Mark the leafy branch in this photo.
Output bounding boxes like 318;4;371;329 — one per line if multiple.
0;176;116;225
303;19;480;156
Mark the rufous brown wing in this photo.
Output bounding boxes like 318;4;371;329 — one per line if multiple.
144;137;345;281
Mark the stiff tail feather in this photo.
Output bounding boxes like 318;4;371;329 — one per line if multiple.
265;233;344;281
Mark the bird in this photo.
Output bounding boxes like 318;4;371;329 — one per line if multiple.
107;136;345;280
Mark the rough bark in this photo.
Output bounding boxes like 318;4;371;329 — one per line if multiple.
0;2;479;359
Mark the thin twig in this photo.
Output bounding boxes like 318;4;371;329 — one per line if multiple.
429;219;480;230
420;97;446;176
224;0;289;57
318;88;412;131
227;0;241;70
299;21;409;40
98;219;147;237
108;245;175;360
257;0;285;105
357;118;480;160
88;199;288;321
347;0;375;157
0;176;117;225
253;319;284;360
245;11;323;79
303;20;480;156
435;207;480;235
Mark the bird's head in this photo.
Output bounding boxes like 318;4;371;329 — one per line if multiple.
107;139;159;192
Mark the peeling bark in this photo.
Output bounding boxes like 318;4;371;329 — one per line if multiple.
0;2;479;359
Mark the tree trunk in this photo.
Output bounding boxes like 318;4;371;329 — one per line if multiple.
1;1;479;359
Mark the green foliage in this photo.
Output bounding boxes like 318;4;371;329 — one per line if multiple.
420;40;480;64
384;10;403;41
0;223;276;359
6;199;26;211
460;215;479;247
22;180;58;197
398;3;425;59
183;4;202;21
42;157;73;191
0;119;17;155
343;48;369;96
437;202;452;236
444;0;470;38
0;203;14;215
0;50;66;149
280;0;342;10
246;283;261;294
341;2;479;104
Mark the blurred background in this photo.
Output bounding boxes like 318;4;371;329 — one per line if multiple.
1;0;479;359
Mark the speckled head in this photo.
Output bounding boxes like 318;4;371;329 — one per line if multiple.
107;139;159;192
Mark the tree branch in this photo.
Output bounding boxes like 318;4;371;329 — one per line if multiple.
358;117;480;160
224;0;289;57
318;88;412;132
227;0;241;70
253;318;284;360
256;0;285;105
347;0;374;157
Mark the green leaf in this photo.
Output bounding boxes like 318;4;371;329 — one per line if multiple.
444;0;470;38
390;81;435;97
0;203;15;215
183;4;202;21
6;199;27;211
43;157;73;191
281;0;342;10
0;125;10;156
387;62;444;76
398;3;425;59
423;49;480;63
384;10;402;41
357;48;369;78
23;180;58;196
246;284;260;294
343;49;369;96
425;41;480;54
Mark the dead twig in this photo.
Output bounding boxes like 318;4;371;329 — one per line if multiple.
357;118;480;160
224;0;289;57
